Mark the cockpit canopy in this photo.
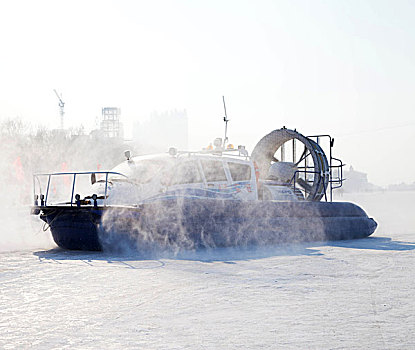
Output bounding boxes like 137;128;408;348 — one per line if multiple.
110;156;173;184
109;154;253;186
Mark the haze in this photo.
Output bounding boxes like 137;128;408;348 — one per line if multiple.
0;0;414;186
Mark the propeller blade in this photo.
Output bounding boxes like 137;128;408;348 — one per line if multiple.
297;178;313;193
295;147;309;166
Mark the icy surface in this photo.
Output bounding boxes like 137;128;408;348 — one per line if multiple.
1;192;414;349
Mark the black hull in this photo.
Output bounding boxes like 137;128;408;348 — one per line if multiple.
40;208;102;251
36;199;377;251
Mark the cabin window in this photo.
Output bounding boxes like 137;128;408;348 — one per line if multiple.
170;161;202;185
228;162;251;181
200;160;227;182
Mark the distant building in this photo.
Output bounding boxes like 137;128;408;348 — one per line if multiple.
387;182;415;191
342;166;381;192
101;107;123;138
133;109;188;153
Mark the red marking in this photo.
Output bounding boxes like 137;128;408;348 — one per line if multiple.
13;157;24;182
253;161;260;184
61;162;68;172
61;162;70;187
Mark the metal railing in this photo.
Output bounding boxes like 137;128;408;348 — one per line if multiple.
289;161;344;202
33;171;128;207
306;134;345;201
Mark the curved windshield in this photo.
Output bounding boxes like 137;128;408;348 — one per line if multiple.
110;158;173;184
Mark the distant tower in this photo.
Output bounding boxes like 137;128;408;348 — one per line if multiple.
100;107;123;138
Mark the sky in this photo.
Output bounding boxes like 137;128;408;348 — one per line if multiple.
0;0;414;186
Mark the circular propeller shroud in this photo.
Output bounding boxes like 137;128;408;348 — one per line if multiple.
251;128;329;201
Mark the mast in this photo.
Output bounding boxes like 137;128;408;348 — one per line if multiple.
222;96;229;147
53;89;65;130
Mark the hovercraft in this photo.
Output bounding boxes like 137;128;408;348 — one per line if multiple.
31;128;377;251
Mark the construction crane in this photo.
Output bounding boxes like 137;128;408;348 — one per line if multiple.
53;89;65;129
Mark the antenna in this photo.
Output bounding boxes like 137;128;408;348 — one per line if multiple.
53;89;65;130
222;95;229;147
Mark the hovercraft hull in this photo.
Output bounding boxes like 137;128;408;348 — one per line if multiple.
36;198;377;251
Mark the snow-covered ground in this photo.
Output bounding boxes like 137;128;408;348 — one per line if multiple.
1;191;414;349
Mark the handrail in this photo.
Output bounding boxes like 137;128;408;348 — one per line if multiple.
45;175;51;206
33;171;128;207
306;134;345;201
70;173;76;207
289;161;344;202
34;171;127;177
